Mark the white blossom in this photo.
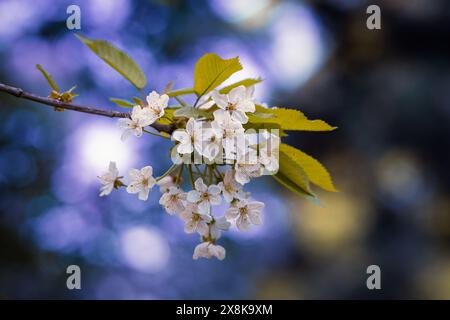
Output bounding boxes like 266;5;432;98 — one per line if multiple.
210;216;231;240
259;146;279;173
126;166;156;201
171;118;203;155
193;241;226;260
211;85;255;124
218;169;242;203
259;131;280;173
187;178;222;214
225;198;264;231
201;125;223;161
159;186;186;214
117;105;154;141
234;152;262;185
98;161;121;196
212;110;244;160
179;202;212;236
145;90;169;123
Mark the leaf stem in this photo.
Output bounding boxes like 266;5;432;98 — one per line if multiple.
209;165;214;184
193;164;203;178
188;164;195;188
177;164;184;183
174;96;188;107
156;163;178;181
193;95;201;108
214;166;224;180
143;128;170;139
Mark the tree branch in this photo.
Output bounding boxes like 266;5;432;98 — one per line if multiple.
0;82;175;134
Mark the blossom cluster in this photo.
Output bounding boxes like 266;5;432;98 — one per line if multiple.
99;86;279;260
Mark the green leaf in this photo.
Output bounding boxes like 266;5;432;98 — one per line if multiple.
194;53;242;97
280;143;337;192
276;146;314;196
173;106;211;119
75;34;147;90
132;97;144;106
272;174;321;205
167;87;195;97
110;98;134;107
248;106;337;132
219;78;262;94
36;64;60;92
252;111;275;119
156;107;178;125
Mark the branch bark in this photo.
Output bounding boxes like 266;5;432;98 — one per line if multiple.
0;82;175;134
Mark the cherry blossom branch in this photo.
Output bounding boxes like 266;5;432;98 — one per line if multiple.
0;82;175;134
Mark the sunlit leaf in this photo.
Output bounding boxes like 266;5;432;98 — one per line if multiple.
194;53;242;97
280;143;337;192
272;174;321;205
173;106;211;119
156;108;177;125
75;34;147;90
219;78;262;94
252;111;275;119
167;88;195;97
248;105;337;132
277;146;314;196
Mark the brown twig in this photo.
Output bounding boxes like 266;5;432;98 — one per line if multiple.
0;82;175;134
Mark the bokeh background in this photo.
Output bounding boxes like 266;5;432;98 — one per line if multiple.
1;0;450;299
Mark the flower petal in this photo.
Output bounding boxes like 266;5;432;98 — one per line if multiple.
138;187;150;201
211;91;228;109
225;207;239;219
140;166;153;178
194;178;207;192
196;221;209;236
248;210;262;225
197;200;210;215
184;220;197;234
236;99;255;113
198;100;215;110
236;215;251;231
228;85;246;104
126;183;141;194
192;242;210;260
209;194;222;206
231;110;248;124
128;168;142;181
172;130;189;144
248;201;265;211
208;184;221;195
177;142;194;154
187;190;201;203
209;244;226;260
120;129;133;142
